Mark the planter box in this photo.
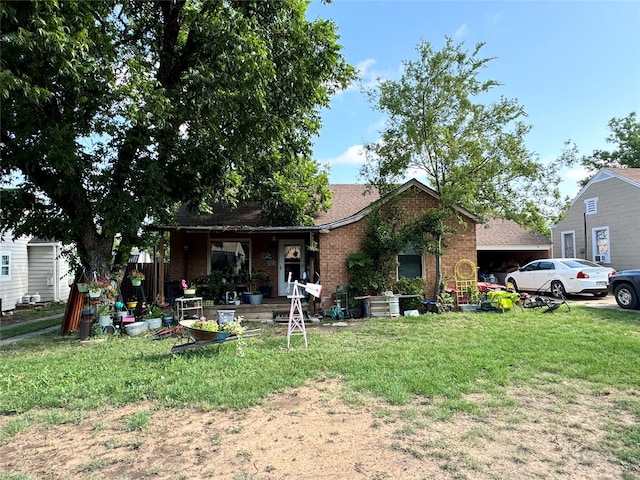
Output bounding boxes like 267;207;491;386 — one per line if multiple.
459;304;479;312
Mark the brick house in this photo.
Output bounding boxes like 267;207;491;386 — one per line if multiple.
161;178;480;310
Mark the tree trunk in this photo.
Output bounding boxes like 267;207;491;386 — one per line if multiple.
79;229;115;280
433;233;443;299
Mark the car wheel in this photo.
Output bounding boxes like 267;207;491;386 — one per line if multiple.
593;292;608;297
506;278;518;291
550;281;566;298
614;283;639;310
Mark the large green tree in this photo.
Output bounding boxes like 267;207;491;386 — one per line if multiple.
1;0;354;278
562;112;640;186
361;38;564;295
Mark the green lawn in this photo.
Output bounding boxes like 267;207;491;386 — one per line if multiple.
1;305;639;475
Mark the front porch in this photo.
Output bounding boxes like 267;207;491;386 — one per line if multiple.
199;296;320;323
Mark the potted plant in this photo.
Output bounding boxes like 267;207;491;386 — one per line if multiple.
126;295;138;309
144;304;164;329
249;271;266;304
458;285;479;312
307;241;319;259
87;279;105;299
258;274;272;298
181;279;196;297
130;269;145;286
96;304;112;327
249;290;263;305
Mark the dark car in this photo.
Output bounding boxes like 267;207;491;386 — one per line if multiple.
608;269;640;310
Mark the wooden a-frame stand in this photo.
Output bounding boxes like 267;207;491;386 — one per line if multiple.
287;281;307;348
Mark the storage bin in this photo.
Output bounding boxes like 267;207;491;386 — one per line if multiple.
125;321;148;336
145;317;162;329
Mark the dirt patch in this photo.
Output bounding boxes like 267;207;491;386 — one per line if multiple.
1;379;634;479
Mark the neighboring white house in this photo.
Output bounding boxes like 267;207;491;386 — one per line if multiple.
0;231;72;312
551;168;640;271
0;232;29;312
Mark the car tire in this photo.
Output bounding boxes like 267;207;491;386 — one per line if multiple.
614;283;639;310
506;278;518;292
550;280;566;298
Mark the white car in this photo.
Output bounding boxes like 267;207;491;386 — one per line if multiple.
505;258;616;298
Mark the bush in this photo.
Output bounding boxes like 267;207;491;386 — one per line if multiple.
394;277;425;311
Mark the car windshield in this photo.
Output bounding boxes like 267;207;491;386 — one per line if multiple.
560;259;601;269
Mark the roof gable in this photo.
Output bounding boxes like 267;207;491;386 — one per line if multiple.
572;167;640;203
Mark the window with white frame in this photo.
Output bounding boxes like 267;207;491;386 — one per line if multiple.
584;197;598;215
561;231;576;258
592;226;610;263
398;246;422;278
0;253;10;279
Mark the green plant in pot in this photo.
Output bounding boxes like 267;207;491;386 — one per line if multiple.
96;303;112;327
145;305;164;319
464;285;480;305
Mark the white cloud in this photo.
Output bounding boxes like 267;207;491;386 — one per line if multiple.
325;144;366;166
485;13;503;24
564;166;588;182
454;23;469;38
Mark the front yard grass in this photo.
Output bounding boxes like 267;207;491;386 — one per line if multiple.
0;305;639;476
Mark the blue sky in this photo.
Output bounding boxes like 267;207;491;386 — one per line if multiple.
306;0;640;199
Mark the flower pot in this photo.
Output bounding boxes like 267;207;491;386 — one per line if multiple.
126;301;138;309
184;288;196;298
131;278;142;287
88;290;101;299
258;285;272;298
242;292;251;304
249;293;263;305
77;283;89;293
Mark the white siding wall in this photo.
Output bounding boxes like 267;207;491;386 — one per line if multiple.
28;243;72;302
0;235;30;311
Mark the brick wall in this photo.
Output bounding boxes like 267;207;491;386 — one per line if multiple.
316;187;477;309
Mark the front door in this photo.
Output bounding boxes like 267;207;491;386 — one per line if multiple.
278;240;305;296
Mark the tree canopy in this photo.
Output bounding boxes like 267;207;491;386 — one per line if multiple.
1;0;354;276
361;37;564;234
562;112;640;186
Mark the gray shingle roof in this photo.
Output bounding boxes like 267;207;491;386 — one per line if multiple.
476;218;550;248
